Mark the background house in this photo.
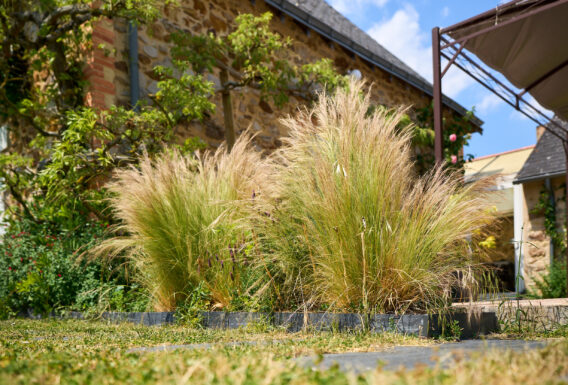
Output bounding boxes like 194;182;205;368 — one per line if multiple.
465;145;534;292
85;0;479;153
513;120;568;292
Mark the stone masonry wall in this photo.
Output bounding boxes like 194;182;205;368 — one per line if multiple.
521;177;565;289
108;0;457;151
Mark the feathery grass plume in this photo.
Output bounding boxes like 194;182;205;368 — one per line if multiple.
257;79;496;313
92;133;267;311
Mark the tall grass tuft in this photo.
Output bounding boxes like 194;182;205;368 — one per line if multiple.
93;134;267;311
257;80;496;313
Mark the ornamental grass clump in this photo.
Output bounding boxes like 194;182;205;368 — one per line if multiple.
94;134;266;311
258;80;495;313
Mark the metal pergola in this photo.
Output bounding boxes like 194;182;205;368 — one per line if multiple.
432;0;568;294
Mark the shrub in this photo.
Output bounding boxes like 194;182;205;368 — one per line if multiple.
530;260;567;299
255;81;495;313
0;218;111;317
94;134;269;311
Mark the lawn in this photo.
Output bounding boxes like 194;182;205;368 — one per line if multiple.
0;319;567;384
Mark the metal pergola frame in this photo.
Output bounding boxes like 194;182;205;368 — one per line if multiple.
432;0;568;294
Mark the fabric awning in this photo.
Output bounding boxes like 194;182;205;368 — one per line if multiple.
447;0;568;121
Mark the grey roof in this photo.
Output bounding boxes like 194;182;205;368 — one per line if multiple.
514;118;567;184
266;0;482;126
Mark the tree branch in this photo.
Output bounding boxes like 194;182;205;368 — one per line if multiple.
42;5;96;27
148;95;175;129
4;173;41;224
0;89;61;138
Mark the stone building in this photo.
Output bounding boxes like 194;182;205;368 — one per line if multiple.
513;120;567;292
85;0;479;152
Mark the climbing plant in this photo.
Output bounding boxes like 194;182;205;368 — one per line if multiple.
530;185;568;297
414;103;476;173
532;186;566;256
368;103;476;174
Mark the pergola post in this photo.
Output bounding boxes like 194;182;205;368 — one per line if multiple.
432;27;443;164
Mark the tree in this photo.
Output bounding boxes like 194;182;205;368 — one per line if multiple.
156;12;347;150
1;1;164;225
0;3;347;228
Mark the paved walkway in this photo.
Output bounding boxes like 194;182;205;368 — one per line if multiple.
453;298;568;309
298;340;548;372
129;338;549;373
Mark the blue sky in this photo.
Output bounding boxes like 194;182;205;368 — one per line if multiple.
327;0;548;158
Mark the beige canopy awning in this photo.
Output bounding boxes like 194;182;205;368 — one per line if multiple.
446;0;568;121
431;0;568;164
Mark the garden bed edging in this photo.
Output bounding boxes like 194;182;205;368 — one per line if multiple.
57;309;498;338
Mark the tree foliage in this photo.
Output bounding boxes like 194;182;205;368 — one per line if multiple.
0;3;347;228
0;0;167;226
157;11;347;148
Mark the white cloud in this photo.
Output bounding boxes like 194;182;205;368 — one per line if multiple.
366;4;473;98
441;65;474;99
441;6;450;17
509;109;530;121
476;93;503;114
329;0;389;15
509;94;553;122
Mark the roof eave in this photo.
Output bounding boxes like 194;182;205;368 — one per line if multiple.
265;0;483;128
513;170;565;184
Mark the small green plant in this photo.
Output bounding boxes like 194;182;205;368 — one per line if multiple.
174;282;211;328
243;314;277;334
530;260;567;299
74;282;150;316
440;319;463;341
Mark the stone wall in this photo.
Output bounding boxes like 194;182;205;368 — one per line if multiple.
104;0;459;152
520;177;565;289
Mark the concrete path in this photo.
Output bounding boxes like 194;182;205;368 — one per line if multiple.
299;340;548;373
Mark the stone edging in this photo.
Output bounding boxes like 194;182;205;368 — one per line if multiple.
58;309;498;338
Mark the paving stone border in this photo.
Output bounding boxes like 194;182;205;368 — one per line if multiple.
35;308;498;338
454;299;568;331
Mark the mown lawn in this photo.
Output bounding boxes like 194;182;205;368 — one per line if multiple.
0;319;567;384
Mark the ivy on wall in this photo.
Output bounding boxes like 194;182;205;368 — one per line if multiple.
531;185;568;297
532;185;567;257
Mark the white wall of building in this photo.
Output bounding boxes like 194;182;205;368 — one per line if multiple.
513;183;525;293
